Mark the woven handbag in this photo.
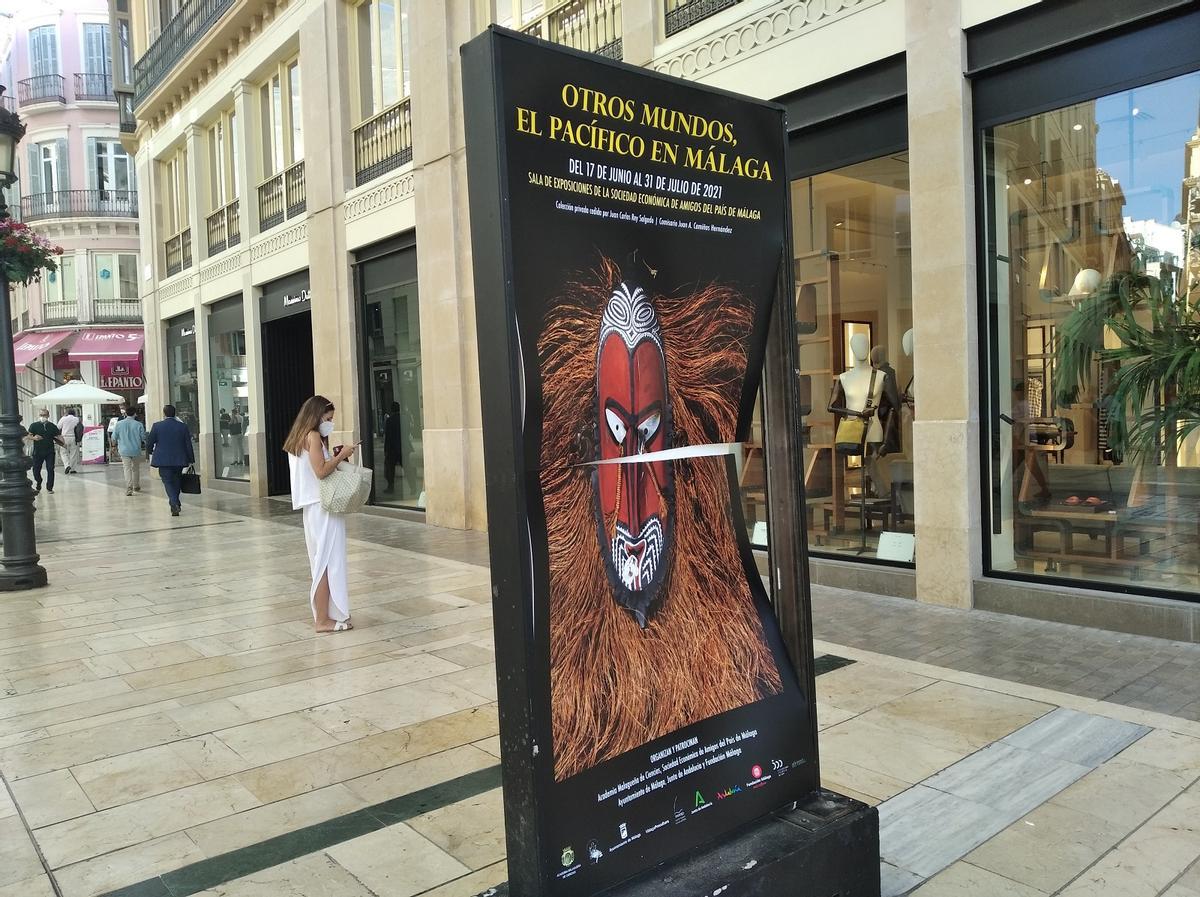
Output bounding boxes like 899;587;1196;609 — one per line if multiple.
319;457;373;514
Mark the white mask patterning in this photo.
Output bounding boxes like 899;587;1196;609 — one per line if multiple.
318;421;335;438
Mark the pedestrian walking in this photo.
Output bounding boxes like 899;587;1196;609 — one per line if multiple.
57;407;81;473
219;409;231;446
27;409;62;494
284;395;356;633
113;406;147;496
145;404;195;516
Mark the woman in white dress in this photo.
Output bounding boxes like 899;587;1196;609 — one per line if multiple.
283;396;358;632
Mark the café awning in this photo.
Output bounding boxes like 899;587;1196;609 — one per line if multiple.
12;330;74;371
64;328;145;361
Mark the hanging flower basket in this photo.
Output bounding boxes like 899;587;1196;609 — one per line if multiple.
0;219;64;286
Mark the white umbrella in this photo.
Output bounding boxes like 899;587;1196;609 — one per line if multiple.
32;382;123;403
137;394;147;404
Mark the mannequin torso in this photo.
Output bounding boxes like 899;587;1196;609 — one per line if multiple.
833;333;885;443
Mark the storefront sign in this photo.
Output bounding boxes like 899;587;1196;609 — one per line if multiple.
99;360;144;391
282;289;310;307
66;329;145;360
462;30;816;897
260;272;311;323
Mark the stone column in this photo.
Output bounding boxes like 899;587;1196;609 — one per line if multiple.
621;0;658;66
231;80;258;240
242;282;269;496
184;124;213;473
906;0;980;608
299;0;359;445
411;5;487;530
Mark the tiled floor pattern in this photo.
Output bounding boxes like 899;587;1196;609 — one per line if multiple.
1;468;1197;897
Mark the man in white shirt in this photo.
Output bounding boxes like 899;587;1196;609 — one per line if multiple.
57;408;81;474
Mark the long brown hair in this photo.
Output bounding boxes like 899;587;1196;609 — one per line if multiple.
283;395;334;455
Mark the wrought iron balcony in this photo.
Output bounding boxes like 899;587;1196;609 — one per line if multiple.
74;72;115;102
257;161;305;233
206;198;241;256
353;97;413;187
118;93;137;133
18;75;66;106
522;0;622;60
42;301;79;326
133;0;236;106
165;228;192;277
664;0;741;36
20;190;139;222
93;299;142;323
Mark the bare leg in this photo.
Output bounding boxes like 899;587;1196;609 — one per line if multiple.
312;570;351;632
1025;451;1051;496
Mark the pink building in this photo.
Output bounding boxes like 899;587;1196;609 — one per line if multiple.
2;0;143;429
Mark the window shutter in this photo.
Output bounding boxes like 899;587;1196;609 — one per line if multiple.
87;137;98;190
55;139;69;192
26;146;42;196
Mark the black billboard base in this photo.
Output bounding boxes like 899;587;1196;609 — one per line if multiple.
474;789;881;897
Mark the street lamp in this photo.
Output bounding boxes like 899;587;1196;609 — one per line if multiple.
0;86;48;590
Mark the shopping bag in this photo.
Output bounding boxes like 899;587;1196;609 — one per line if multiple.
180;465;202;494
319;457;373;514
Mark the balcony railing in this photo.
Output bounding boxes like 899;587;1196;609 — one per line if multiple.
165;228;192;277
93;299;142;323
206;198;241;256
18;75;66;106
42;301;78;326
354;97;413;187
664;0;741;36
133;0;236;106
522;0;622;59
20;190;139;222
74;72;115;102
257;161;305;233
118;92;137;133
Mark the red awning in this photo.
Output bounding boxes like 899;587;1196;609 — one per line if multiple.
12;330;75;371
64;328;146;361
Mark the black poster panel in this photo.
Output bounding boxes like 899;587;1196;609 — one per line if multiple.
462;28;818;897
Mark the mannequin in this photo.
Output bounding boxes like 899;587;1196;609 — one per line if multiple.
901;328;914;409
829;333;887;445
870;345;903;456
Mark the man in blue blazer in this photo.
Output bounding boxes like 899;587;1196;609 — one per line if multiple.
145;404;195;516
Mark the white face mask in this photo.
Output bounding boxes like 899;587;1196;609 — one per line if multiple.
318;420;335;438
39;415;49;421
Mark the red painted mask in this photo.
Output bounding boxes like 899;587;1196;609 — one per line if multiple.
593;283;673;627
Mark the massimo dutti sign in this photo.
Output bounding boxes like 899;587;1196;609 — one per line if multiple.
261;272;311;323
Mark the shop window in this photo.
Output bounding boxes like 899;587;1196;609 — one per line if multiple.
360;246;424;509
165;314;201;468
209;298;249;481
982;69;1200;598
744;154;914;564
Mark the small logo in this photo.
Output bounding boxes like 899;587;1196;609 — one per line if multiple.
751;764;763;779
588;840;602;863
618;822;628;840
560;846;574;867
694;790;707;808
771;759;784;772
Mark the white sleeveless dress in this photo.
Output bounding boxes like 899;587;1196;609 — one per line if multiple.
288;446;350;623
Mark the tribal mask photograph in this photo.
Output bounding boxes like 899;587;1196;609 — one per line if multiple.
540;256;784;782
593;282;674;629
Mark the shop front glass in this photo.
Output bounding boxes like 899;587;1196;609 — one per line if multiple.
982;69;1200;597
360;246;424;508
165;313;201;469
744;154;914;564
208;297;249;480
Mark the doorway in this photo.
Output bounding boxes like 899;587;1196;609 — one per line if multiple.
261;310;313;495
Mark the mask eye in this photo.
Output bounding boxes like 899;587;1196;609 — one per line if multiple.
605;408;627;444
637;411;660;446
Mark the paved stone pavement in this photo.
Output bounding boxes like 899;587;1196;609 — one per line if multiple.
0;465;1194;897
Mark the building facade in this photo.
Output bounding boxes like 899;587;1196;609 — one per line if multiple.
2;0;143;431
112;0;1200;638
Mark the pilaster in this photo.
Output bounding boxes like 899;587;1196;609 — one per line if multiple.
906;0;980;608
411;4;487;531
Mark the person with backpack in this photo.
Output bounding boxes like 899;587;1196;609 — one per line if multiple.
57;408;82;474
